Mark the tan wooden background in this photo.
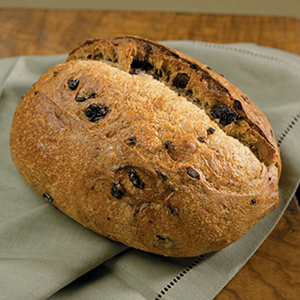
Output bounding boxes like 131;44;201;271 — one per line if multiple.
1;0;300;19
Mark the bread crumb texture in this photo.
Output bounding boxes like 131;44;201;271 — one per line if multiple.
10;36;281;257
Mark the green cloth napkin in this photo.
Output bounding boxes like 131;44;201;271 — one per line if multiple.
1;41;300;300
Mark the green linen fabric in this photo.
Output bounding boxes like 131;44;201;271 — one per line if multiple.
0;42;299;300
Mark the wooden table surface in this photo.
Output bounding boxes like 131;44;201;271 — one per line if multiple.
1;8;299;299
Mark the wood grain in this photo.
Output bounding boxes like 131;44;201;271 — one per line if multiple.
1;8;300;299
215;198;300;300
1;9;300;58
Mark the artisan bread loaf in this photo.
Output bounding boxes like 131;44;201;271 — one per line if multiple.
10;35;281;257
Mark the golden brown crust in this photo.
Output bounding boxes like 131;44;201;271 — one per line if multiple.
10;36;281;257
67;35;281;175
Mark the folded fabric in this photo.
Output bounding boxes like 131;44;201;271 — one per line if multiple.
0;41;299;300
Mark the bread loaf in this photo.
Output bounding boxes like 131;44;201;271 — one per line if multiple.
10;35;281;257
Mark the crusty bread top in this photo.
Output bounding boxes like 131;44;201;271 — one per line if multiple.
10;36;281;257
67;35;281;176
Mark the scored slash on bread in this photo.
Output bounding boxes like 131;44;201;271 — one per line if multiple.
67;35;281;174
10;35;281;257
